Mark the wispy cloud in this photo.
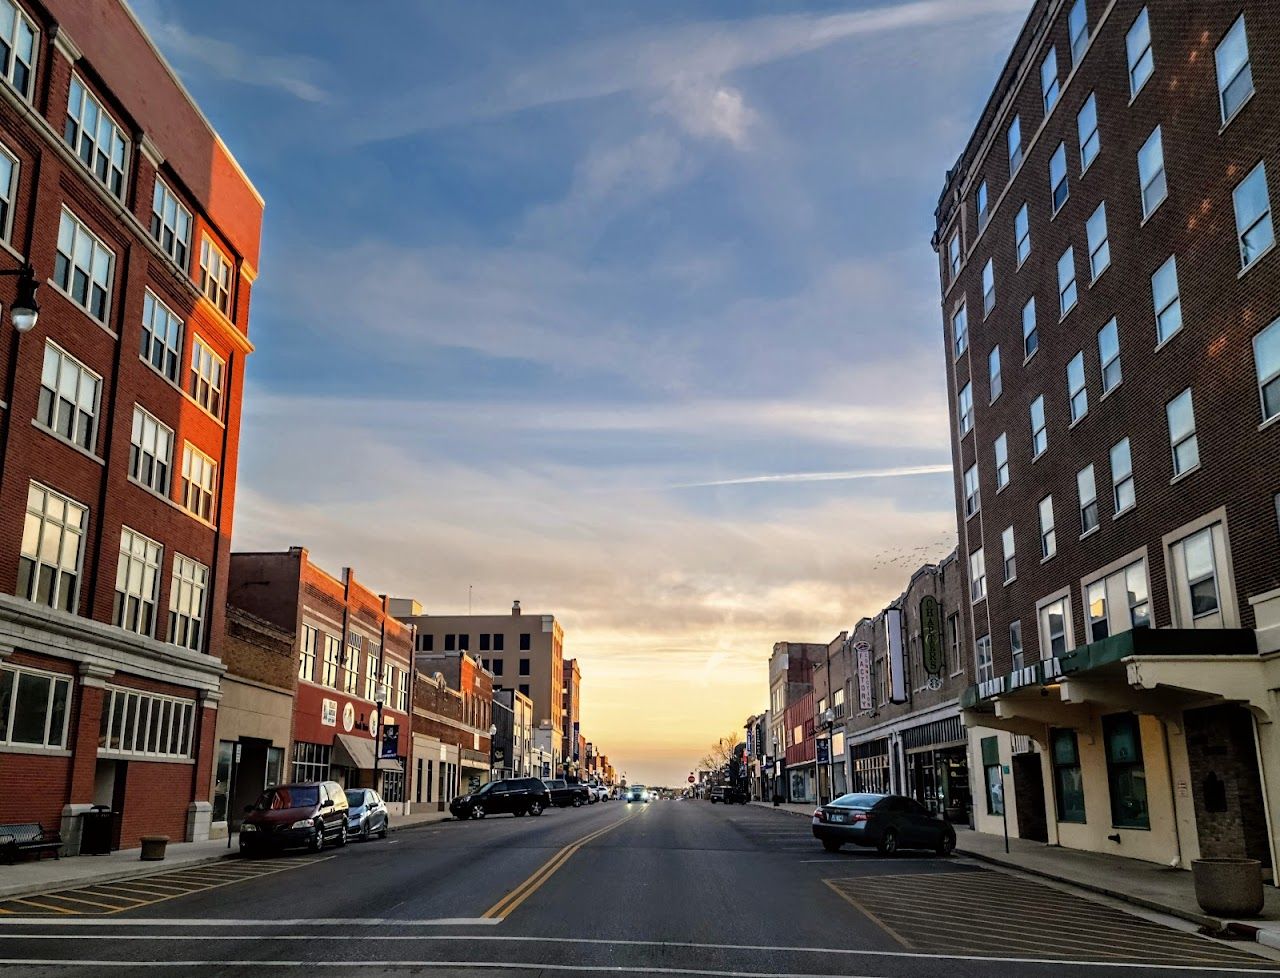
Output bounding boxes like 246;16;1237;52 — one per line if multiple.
671;463;953;489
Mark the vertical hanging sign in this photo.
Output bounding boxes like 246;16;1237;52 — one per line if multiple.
885;608;907;704
855;642;873;711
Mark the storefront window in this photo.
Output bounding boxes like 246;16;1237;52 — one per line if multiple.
1051;728;1086;823
212;740;233;823
982;736;1004;815
382;762;405;803
1103;713;1149;828
265;746;284;788
292;741;331;783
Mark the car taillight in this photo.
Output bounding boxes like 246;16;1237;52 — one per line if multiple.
850;812;869;823
813;808;824;821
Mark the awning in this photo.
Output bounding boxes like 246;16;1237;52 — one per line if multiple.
333;734;376;771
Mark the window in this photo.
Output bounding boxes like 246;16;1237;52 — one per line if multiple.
480;633;490;652
99;686;195;760
1023;298;1038;359
458;633;470;651
518;683;530;698
493;633;504;651
1077;465;1098;535
345;634;361;695
492;658;504;676
38;341;101;451
291;742;331;784
1087;560;1152;640
129;406;173;496
1086;203;1110;280
0;142;16;242
181;444;217;521
64;75;129;198
1233;162;1274;270
0;664;70;748
1176;527;1222;622
1041;47;1060;113
948;232;961;281
1087;579;1109;641
1152;256;1182;344
168;554;208;652
189;337;226;419
988;346;1002;402
1138;127;1166;219
1049;143;1069;213
976;636;994;684
322;634;340;688
1007;116;1022;172
1051;729;1086;823
994;432;1009;489
1166;388;1199;477
140;290;183;383
397;668;409;711
969;548;986;602
519;658;531;676
1066;353;1088;423
1103;713;1149;828
1127;8;1153;97
299;624;318;681
444;634;456;651
948;613;961;675
366;646;379;699
982;259;995;315
0;0;37;98
977;181;989;229
957;382;973;437
1255;318;1280;423
1039;495;1056;559
151;179;192;270
1001;526;1016;583
1110;438;1135;514
1030;395;1047;458
1009;619;1024;671
1098;319;1121;394
1068;0;1088;63
113;528;161;637
1078;94;1100;171
54;209;115;324
1058;247;1077;317
963;464;980;518
1040;596;1068;657
1015;204;1031;266
981;736;1003;814
953;304;968;357
520;633;531;651
199;236;233;317
1216;16;1253;124
18;482;85;613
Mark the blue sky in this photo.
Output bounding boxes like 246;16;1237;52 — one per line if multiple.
133;0;1029;784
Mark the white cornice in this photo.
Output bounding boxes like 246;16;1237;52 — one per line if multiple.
51;27;82;64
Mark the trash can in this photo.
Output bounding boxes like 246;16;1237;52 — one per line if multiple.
80;805;113;856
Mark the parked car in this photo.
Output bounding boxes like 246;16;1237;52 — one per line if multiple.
625;785;650;804
588;783;608;803
345;788;390;841
709;785;726;803
450;777;549;819
594;784;610;802
240;781;349;855
544;779;590;808
811;792;956;856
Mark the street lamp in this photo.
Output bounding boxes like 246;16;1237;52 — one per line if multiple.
374;682;387;793
819;708;836;805
2;264;39;333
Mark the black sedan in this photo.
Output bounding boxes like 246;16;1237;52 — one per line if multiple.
811;792;955;856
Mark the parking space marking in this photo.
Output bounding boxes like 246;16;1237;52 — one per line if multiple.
823;869;1268;967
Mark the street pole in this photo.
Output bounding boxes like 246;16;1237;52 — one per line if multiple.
375;682;387;797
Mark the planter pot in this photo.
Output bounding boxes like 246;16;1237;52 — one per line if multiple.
1192;858;1264;918
139;835;170;861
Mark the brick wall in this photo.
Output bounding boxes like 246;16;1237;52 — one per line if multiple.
1185;704;1270;865
118;759;192;849
224;606;296;690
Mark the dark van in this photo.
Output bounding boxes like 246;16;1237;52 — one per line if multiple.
240;781;349;855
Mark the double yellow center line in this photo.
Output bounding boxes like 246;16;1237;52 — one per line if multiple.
483;807;645;920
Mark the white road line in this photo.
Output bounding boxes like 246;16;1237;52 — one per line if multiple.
0;917;500;927
0;934;1271;973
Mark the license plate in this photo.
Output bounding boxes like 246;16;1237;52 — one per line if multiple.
829;813;846;823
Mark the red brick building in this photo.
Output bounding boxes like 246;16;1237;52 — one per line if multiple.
226;549;413;813
409;661;492;812
0;0;261;851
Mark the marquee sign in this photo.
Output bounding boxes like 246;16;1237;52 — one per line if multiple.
855;642;873;711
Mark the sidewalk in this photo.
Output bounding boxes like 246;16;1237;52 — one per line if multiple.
0;808;451;904
749;800;813;818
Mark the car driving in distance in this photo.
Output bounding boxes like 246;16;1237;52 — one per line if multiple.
450;777;549;819
811;792;956;856
240;782;349;856
625;785;650;803
544;779;590;808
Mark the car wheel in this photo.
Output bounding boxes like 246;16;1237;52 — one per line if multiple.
572;797;583;808
937;832;956;857
877;829;898;856
379;819;389;840
361;821;371;841
472;805;486;820
822;839;843;853
710;798;717;804
336;824;348;847
310;823;325;852
529;800;544;816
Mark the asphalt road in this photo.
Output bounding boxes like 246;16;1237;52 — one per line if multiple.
1;798;1277;977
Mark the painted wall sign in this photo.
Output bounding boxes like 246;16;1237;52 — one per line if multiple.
885;608;907;704
920;595;944;676
321;698;338;726
855;642;873;711
342;702;355;732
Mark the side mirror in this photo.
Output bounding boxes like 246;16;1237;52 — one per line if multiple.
320;799;334;810
243;805;253;814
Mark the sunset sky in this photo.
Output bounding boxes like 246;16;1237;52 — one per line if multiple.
134;0;1030;787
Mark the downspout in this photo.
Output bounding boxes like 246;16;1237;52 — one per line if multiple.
1160;717;1184;869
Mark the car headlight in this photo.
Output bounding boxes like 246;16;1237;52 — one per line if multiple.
240;823;258;832
290;819;314;830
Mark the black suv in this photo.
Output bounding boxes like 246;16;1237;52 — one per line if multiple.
450;777;549;819
544;779;590;808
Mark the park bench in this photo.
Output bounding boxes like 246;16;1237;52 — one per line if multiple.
0;822;63;863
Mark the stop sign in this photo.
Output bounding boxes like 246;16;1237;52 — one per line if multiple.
687;774;695;783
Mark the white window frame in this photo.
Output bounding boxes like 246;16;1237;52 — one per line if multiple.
54;207;115;325
140;289;184;384
1058;247;1077;318
1253;316;1280;425
964;464;981;518
0;663;71;749
958;381;973;437
1041;46;1060;113
948;232;961;281
1030;395;1047;458
181;443;217;523
1078;94;1100;172
1138;126;1167;220
1009;620;1024;671
38;340;102;452
1068;0;1088;63
1233;161;1274;271
1152;255;1182;344
99;686;196;760
299;623;318;682
199;235;234;318
977;180;990;230
1216;15;1254;126
322;634;341;688
1166;388;1199;478
150;178;192;271
1127;7;1153;98
0;140;17;245
1077;464;1099;536
114;527;162;638
18;482;87;614
1015;204;1031;266
64;73;130;199
982;258;995;316
975;634;994;684
1165;518;1236;629
129;405;173;497
0;0;37;100
1067;351;1088;423
168;553;209;652
994;432;1009;489
189;335;226;420
1049;143;1069;214
1110;437;1135;515
1083;554;1152;641
952;303;968;358
1038;594;1072;659
1002;525;1016;584
1023;297;1038;360
1039;495;1057;560
1098;318;1121;395
1008;116;1022;173
970;547;987;603
988;345;1002;403
1087;202;1110;281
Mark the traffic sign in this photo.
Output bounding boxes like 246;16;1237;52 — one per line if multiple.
687;774;695;783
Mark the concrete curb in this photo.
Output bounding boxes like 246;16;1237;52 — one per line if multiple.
0;850;236;904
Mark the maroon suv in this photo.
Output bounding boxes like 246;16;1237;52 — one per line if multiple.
239;781;349;855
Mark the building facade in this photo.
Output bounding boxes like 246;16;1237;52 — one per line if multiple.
0;0;262;852
766;642;824;800
562;657;580;773
227;549;413;813
414;647;493;790
492;686;531;779
934;0;1280;868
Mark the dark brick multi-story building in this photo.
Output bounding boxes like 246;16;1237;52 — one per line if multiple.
0;0;262;851
227;549;414;815
934;0;1280;867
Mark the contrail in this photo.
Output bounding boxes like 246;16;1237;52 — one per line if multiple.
671;463;952;489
